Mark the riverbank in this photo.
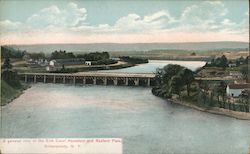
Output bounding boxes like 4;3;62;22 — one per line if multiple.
168;98;250;120
13;60;136;73
1;80;30;106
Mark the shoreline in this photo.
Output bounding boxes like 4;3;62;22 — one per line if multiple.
1;84;31;106
167;98;250;120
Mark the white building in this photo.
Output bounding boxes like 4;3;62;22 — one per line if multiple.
85;61;91;65
226;83;250;97
49;60;57;66
228;63;237;67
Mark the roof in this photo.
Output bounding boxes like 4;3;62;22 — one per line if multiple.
228;83;250;89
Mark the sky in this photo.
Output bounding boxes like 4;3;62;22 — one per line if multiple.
0;0;249;45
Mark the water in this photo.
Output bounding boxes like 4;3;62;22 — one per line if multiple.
1;60;250;154
102;60;206;73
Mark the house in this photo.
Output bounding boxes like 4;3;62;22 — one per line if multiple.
49;58;85;66
49;60;58;66
226;83;250;97
228;63;237;67
85;61;91;66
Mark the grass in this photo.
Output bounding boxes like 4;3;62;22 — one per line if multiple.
0;79;29;106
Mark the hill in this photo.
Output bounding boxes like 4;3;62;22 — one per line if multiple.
9;41;249;54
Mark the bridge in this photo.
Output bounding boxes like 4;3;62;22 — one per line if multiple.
18;72;156;86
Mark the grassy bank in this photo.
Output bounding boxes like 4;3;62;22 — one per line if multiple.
50;62;135;73
168;98;250;120
1;79;29;106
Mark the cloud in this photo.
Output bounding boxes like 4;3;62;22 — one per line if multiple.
0;20;22;33
26;2;87;31
175;1;229;32
0;1;249;44
96;10;177;34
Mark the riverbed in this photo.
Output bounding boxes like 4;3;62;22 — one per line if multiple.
1;60;249;154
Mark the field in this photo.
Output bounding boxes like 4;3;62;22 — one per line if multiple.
110;50;249;61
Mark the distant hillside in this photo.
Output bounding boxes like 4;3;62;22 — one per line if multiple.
9;41;249;54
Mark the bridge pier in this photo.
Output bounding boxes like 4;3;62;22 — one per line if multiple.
53;75;56;83
43;75;46;83
33;75;36;83
134;78;139;86
103;77;107;85
93;77;96;85
114;77;118;86
125;78;128;86
63;76;65;84
83;77;86;85
73;76;76;84
25;74;27;83
147;78;150;86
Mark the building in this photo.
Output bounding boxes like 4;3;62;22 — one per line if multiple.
49;58;85;66
85;61;91;65
226;83;250;97
49;60;58;66
228;63;237;67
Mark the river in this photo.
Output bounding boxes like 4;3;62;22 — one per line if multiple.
1;60;249;154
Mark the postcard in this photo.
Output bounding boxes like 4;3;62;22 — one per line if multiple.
0;0;249;154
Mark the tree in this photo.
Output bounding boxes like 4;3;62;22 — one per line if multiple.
29;52;45;60
199;81;209;104
215;81;227;108
179;68;194;96
169;75;184;97
51;50;75;59
240;65;248;80
239;90;249;112
220;55;228;69
154;68;164;86
1;57;12;71
162;64;184;84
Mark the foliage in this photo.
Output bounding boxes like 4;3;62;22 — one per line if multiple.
240;65;248;80
91;59;117;65
1;46;26;59
162;64;184;83
152;64;194;98
119;56;148;64
1;70;22;89
28;52;46;60
236;56;246;66
1;57;12;70
215;81;227;107
77;52;110;61
178;68;194;96
1;79;19;106
169;75;183;96
205;55;228;68
51;50;75;59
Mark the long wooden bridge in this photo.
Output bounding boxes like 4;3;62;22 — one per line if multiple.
18;72;156;86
